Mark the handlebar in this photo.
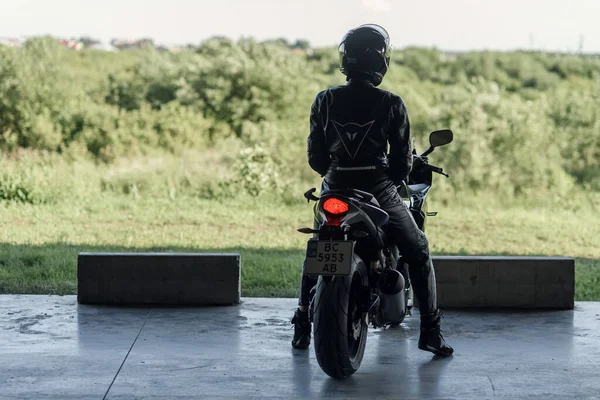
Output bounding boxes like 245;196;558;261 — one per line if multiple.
413;159;449;178
428;164;449;178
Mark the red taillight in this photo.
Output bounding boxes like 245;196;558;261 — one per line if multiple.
323;198;349;215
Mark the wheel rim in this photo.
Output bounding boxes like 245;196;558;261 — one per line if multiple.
347;273;365;360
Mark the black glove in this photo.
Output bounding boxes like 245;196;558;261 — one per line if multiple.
412;155;429;170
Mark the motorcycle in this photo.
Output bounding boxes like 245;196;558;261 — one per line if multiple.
297;129;453;379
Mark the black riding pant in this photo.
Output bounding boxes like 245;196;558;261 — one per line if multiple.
298;179;438;315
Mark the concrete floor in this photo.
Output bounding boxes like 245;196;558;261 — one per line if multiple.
1;296;599;400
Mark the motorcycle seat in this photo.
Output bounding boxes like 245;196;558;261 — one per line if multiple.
359;201;389;227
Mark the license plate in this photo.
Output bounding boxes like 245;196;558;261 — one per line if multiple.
305;240;354;276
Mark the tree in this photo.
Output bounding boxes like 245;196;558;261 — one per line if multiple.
78;36;101;48
292;39;311;50
262;37;289;47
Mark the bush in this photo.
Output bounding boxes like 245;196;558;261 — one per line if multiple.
199;145;288;199
0;151;61;204
1;40;599;204
103;40;320;140
0;38;80;151
0;173;40;204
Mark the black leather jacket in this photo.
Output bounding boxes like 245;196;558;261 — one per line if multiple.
307;79;413;189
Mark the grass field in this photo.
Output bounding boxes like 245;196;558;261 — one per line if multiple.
1;193;598;300
1;42;599;302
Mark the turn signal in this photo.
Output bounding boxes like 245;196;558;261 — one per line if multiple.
323;198;349;215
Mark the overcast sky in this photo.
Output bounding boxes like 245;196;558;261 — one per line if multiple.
1;0;599;52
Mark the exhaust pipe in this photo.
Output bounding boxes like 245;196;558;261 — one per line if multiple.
376;269;407;325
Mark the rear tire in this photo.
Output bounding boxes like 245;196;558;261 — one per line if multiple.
312;254;369;379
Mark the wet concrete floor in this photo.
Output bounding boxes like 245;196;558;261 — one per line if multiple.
1;296;599;399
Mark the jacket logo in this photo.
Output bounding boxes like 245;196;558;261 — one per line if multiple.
332;120;375;159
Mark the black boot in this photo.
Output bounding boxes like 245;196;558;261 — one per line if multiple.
418;310;453;357
291;308;311;350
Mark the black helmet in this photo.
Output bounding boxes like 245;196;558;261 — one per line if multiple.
339;24;392;86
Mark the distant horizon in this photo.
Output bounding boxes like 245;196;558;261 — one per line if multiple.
2;0;600;54
3;32;598;56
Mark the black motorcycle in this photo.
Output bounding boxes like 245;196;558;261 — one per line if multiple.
298;129;453;379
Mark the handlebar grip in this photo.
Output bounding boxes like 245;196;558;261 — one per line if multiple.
429;165;449;177
412;161;449;177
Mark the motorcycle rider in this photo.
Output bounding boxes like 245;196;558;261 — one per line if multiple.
291;24;453;357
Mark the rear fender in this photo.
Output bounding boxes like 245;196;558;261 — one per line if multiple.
353;253;370;288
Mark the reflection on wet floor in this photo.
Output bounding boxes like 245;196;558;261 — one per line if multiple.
1;296;599;399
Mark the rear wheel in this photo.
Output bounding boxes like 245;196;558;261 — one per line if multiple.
312;254;369;379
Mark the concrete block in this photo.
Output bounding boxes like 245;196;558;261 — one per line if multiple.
415;256;575;309
77;253;240;306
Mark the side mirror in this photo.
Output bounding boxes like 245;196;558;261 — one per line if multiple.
421;129;453;157
430;129;453;147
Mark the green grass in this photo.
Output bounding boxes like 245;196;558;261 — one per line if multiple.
2;41;600;301
1;193;598;300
